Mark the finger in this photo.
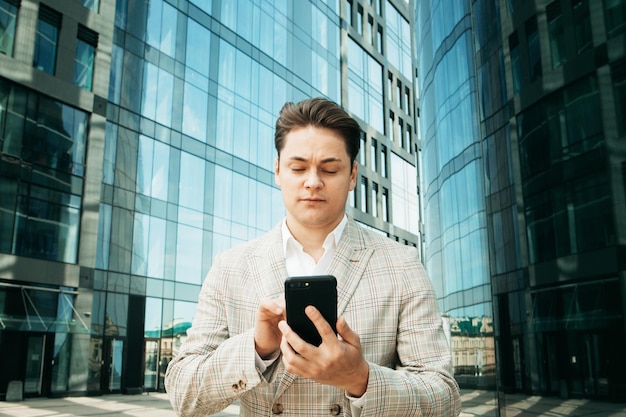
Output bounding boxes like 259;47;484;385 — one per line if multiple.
336;316;361;347
278;321;309;356
305;306;337;344
259;298;284;317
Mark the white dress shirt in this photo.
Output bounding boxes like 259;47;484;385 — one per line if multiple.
281;215;347;277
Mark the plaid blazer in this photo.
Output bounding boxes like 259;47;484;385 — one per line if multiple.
165;218;461;416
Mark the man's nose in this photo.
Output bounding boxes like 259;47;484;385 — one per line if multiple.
304;170;322;188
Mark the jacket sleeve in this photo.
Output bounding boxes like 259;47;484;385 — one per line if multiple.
164;254;276;417
360;247;462;417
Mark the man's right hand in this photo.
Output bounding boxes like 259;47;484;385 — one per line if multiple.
254;298;285;359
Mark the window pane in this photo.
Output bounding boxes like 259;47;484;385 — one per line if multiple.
604;0;626;37
347;38;384;133
0;0;18;56
183;82;207;141
526;18;542;82
33;10;60;74
547;2;566;68
175;224;203;284
74;39;95;90
179;152;205;211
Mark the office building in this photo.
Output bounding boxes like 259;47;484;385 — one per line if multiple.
416;0;626;409
0;0;422;398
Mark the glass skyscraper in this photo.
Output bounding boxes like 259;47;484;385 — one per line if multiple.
417;0;626;412
0;0;422;398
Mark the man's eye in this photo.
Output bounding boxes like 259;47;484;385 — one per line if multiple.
291;167;305;172
324;170;338;174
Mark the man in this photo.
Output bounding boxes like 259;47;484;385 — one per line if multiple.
165;98;461;416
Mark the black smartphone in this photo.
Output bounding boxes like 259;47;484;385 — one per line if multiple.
284;275;337;346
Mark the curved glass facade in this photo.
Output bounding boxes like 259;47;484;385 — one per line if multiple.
417;0;626;411
417;0;494;390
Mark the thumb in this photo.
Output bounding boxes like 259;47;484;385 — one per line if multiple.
336;316;361;347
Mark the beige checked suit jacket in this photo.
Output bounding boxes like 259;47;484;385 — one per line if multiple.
165;219;461;416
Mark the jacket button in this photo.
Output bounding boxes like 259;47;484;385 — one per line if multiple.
330;404;342;415
271;403;284;414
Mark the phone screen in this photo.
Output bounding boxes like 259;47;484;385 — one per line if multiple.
284;275;337;346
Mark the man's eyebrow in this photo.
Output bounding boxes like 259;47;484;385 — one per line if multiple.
286;156;344;163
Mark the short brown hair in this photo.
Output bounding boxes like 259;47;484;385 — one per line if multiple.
274;97;361;164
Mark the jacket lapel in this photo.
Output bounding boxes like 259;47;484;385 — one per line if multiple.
328;219;373;317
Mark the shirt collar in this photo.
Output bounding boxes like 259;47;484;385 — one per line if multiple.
281;215;348;257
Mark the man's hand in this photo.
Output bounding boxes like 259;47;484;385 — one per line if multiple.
278;306;369;396
255;298;285;359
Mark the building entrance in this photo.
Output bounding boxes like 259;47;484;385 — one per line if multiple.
539;330;613;400
0;331;54;398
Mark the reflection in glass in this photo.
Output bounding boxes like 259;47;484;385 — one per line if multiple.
142;63;174;127
96;204;112;269
33;6;59;74
510;33;521;93
0;0;18;56
390;153;419;234
385;1;412;79
175;224;203;284
24;335;45;394
347;38;384;133
74;37;95;91
573;0;592;53
448;312;495;387
51;332;71;392
190;0;212;14
144;339;159;390
108;339;123;390
179;152;205;212
526;18;542;82
14;185;81;263
547;2;566;68
146;0;177;57
105;293;128;337
137;136;170;200
604;0;626;37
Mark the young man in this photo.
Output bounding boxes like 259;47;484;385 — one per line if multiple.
165;98;461;416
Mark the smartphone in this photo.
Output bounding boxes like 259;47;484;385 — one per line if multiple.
284;275;337;346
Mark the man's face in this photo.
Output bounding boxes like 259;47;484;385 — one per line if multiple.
275;126;357;235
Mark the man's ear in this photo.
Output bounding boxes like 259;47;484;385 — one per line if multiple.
274;157;281;187
349;161;358;191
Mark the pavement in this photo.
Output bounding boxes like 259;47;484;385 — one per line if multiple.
1;389;625;416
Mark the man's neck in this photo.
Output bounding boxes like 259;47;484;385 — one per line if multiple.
285;219;341;261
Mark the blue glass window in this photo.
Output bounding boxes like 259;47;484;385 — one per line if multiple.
390;152;420;234
132;213;166;278
526;18;542;82
96;203;112;269
142;63;174;127
74;26;97;91
547;2;566;69
0;0;18;56
190;0;212;14
137;135;170;200
33;5;60;74
604;0;626;37
147;0;177;57
385;1;412;80
347;37;384;133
